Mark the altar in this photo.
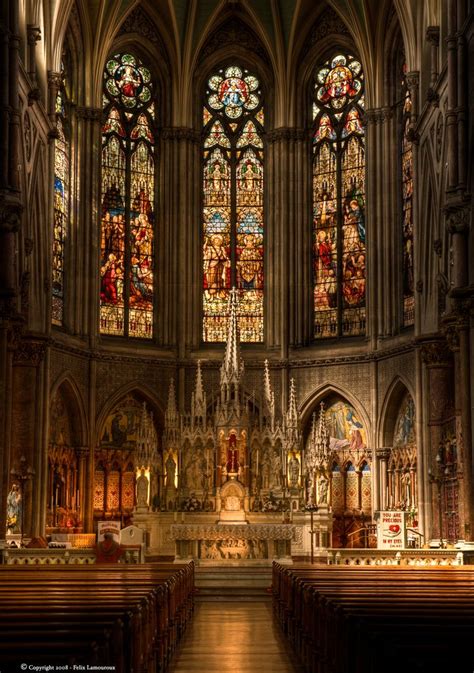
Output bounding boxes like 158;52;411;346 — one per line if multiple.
169;522;294;565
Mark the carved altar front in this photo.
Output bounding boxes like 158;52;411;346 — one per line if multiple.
170;523;294;564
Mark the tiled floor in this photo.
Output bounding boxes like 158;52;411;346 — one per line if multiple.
168;601;303;673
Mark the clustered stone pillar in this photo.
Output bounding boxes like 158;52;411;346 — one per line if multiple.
0;1;24;536
420;340;454;541
442;0;473;541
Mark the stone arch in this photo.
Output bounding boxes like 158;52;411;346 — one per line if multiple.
95;380;164;448
300;382;372;445
49;371;88;447
293;6;360;127
378;375;415;447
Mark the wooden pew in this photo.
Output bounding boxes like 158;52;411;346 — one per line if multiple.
272;562;474;673
0;562;194;673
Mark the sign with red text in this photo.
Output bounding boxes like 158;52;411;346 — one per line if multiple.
97;520;121;542
377;511;407;549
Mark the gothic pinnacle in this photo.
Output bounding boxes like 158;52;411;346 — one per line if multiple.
220;287;244;387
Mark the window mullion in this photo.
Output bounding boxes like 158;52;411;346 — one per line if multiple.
336;139;343;338
124;136;132;337
230;138;237;288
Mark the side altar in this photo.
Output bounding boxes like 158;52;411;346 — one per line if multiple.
132;290;333;564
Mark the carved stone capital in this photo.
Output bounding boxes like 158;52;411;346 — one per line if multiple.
426;88;440;106
27;25;41;46
406;71;420;90
426;26;440;46
376;448;392;460
445;206;470;235
364;108;382;126
13;338;48;366
47;71;63;89
420;339;452;366
433;238;442;257
27;88;41;106
161;127;201;143
443;323;460;352
0;197;23;233
266;128;306;143
76;106;102;122
24;238;34;256
380;106;393;122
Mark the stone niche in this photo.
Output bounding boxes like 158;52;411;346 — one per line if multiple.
219;479;247;524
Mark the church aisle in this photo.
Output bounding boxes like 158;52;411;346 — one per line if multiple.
168;601;303;673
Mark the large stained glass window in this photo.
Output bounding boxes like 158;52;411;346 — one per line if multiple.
52;66;69;326
100;53;155;338
202;65;264;342
312;54;366;338
401;64;414;326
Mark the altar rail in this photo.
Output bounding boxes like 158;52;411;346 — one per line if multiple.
1;546;142;565
327;548;463;566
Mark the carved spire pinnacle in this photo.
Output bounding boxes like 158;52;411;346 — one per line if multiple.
306;402;330;472
191;360;207;423
263;359;275;428
165;377;179;426
286;378;298;427
220;287;244;389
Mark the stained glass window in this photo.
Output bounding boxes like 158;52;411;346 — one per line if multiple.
202;65;264;342
100;53;155;338
52;66;69;326
312;54;366;338
401;63;414;326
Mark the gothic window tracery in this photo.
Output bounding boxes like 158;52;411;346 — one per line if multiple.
52;61;70;326
202;65;264;343
312;53;366;339
100;52;156;338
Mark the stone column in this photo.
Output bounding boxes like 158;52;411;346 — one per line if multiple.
426;27;440;91
11;339;47;537
266;128;308;350
26;24;41;104
160;128;200;350
76;447;88;528
364;109;380;346
377;448;390;510
75;107;102;342
420;339;453;540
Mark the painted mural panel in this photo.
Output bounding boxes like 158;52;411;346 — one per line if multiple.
325;400;367;450
393;393;415;447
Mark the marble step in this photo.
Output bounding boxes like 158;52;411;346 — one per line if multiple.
195;566;273;600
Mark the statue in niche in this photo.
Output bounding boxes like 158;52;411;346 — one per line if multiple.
270;451;282;490
401;471;411;508
136;469;149;507
6;483;21;533
226;433;239;474
261;449;271;489
165;453;176;489
317;473;329;505
288;453;300;488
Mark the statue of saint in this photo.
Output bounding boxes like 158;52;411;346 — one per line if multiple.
165;453;176;489
270;452;282;490
288;453;300;488
401;471;411;508
226;433;239;473
317;473;329;505
136;469;149;507
6;483;21;533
